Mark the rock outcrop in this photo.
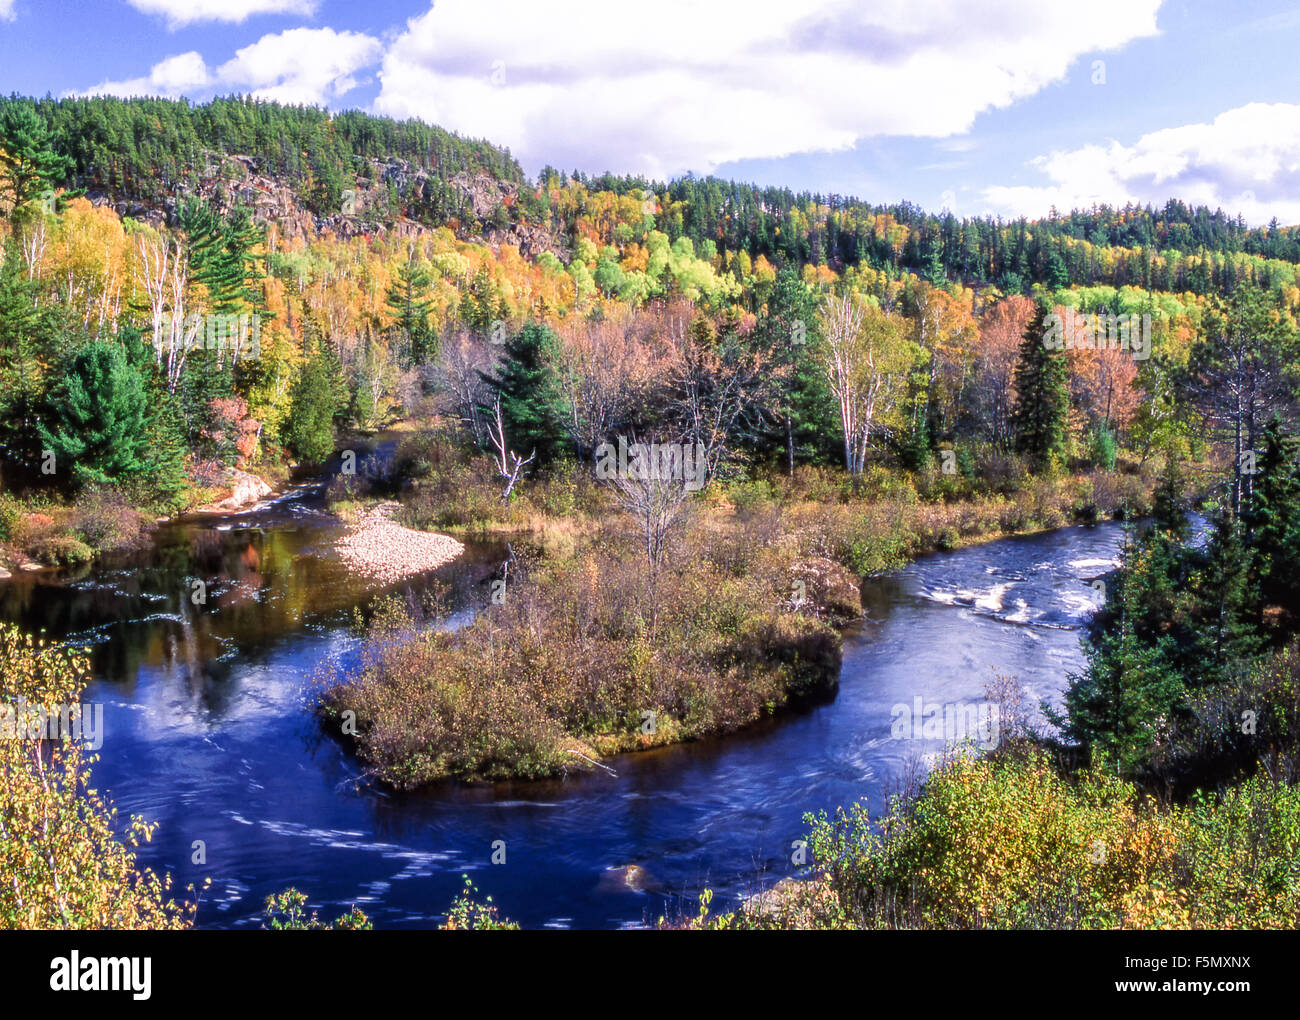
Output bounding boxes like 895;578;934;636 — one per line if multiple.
88;152;568;259
194;468;274;514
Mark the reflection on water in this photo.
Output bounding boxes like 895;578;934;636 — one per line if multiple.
0;499;1129;929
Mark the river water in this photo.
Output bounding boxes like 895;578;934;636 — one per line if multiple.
0;480;1128;929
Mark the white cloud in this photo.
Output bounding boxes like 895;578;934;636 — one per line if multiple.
78;28;380;105
983;103;1300;226
218;28;383;105
125;0;318;29
373;0;1163;179
83;51;212;98
0;0;16;22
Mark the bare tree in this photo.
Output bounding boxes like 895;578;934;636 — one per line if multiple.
433;328;498;448
610;468;693;577
663;305;775;482
487;393;535;501
557;308;662;462
608;462;694;635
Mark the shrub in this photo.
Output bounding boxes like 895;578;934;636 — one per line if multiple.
800;749;1300;929
70;486;150;552
441;876;519;930
263;888;371;930
0;625;195;928
32;536;93;566
0;492;20;543
320;521;844;786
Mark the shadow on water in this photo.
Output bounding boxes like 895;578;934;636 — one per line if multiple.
0;503;1132;929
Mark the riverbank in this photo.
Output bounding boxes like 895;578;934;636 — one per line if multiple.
318;435;1163;788
0;462;285;575
672;743;1300;930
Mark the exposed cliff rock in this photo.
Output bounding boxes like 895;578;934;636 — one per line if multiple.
86;151;568;260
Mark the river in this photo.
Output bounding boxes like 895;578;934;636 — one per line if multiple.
0;478;1128;929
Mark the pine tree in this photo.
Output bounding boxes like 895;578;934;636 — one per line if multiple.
0;100;75;215
1009;300;1069;471
179;199;265;314
37;340;150;487
385;254;436;364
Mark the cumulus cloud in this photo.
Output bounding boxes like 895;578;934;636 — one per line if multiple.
125;0;318;29
83;51;213;98
373;0;1162;178
79;27;380;105
217;28;383;105
983;103;1300;226
0;0;16;22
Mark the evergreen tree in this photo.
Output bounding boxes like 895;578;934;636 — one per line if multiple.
479;322;570;466
1151;456;1189;541
285;351;340;464
176;348;235;458
0;100;75;215
755;267;838;472
460;264;502;334
1010;300;1069;471
179;199;266;315
124;327;189;509
1056;530;1186;772
1191;506;1261;683
37;340;150;487
1243;415;1300;617
386;255;436;364
0;243;49;479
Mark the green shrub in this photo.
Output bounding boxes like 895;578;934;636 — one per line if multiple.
0;492;20;543
33;536;93;566
801;749;1300;929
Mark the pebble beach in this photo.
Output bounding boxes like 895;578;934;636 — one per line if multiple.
334;502;465;583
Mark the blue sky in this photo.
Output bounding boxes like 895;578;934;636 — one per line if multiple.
2;0;1299;224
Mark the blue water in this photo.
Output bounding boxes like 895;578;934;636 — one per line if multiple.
0;495;1128;928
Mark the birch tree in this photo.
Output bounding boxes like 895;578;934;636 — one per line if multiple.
821;293;917;474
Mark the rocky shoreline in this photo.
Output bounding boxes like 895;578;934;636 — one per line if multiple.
334;501;465;584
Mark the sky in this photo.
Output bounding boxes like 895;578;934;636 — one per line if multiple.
2;0;1299;224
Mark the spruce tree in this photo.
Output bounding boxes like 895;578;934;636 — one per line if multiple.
1192;505;1261;683
285;349;340;464
1243;415;1300;617
755;267;838;472
479;322;570;466
37;340;150;487
1009;300;1069;471
1057;530;1185;772
1151;456;1189;541
0;242;48;479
